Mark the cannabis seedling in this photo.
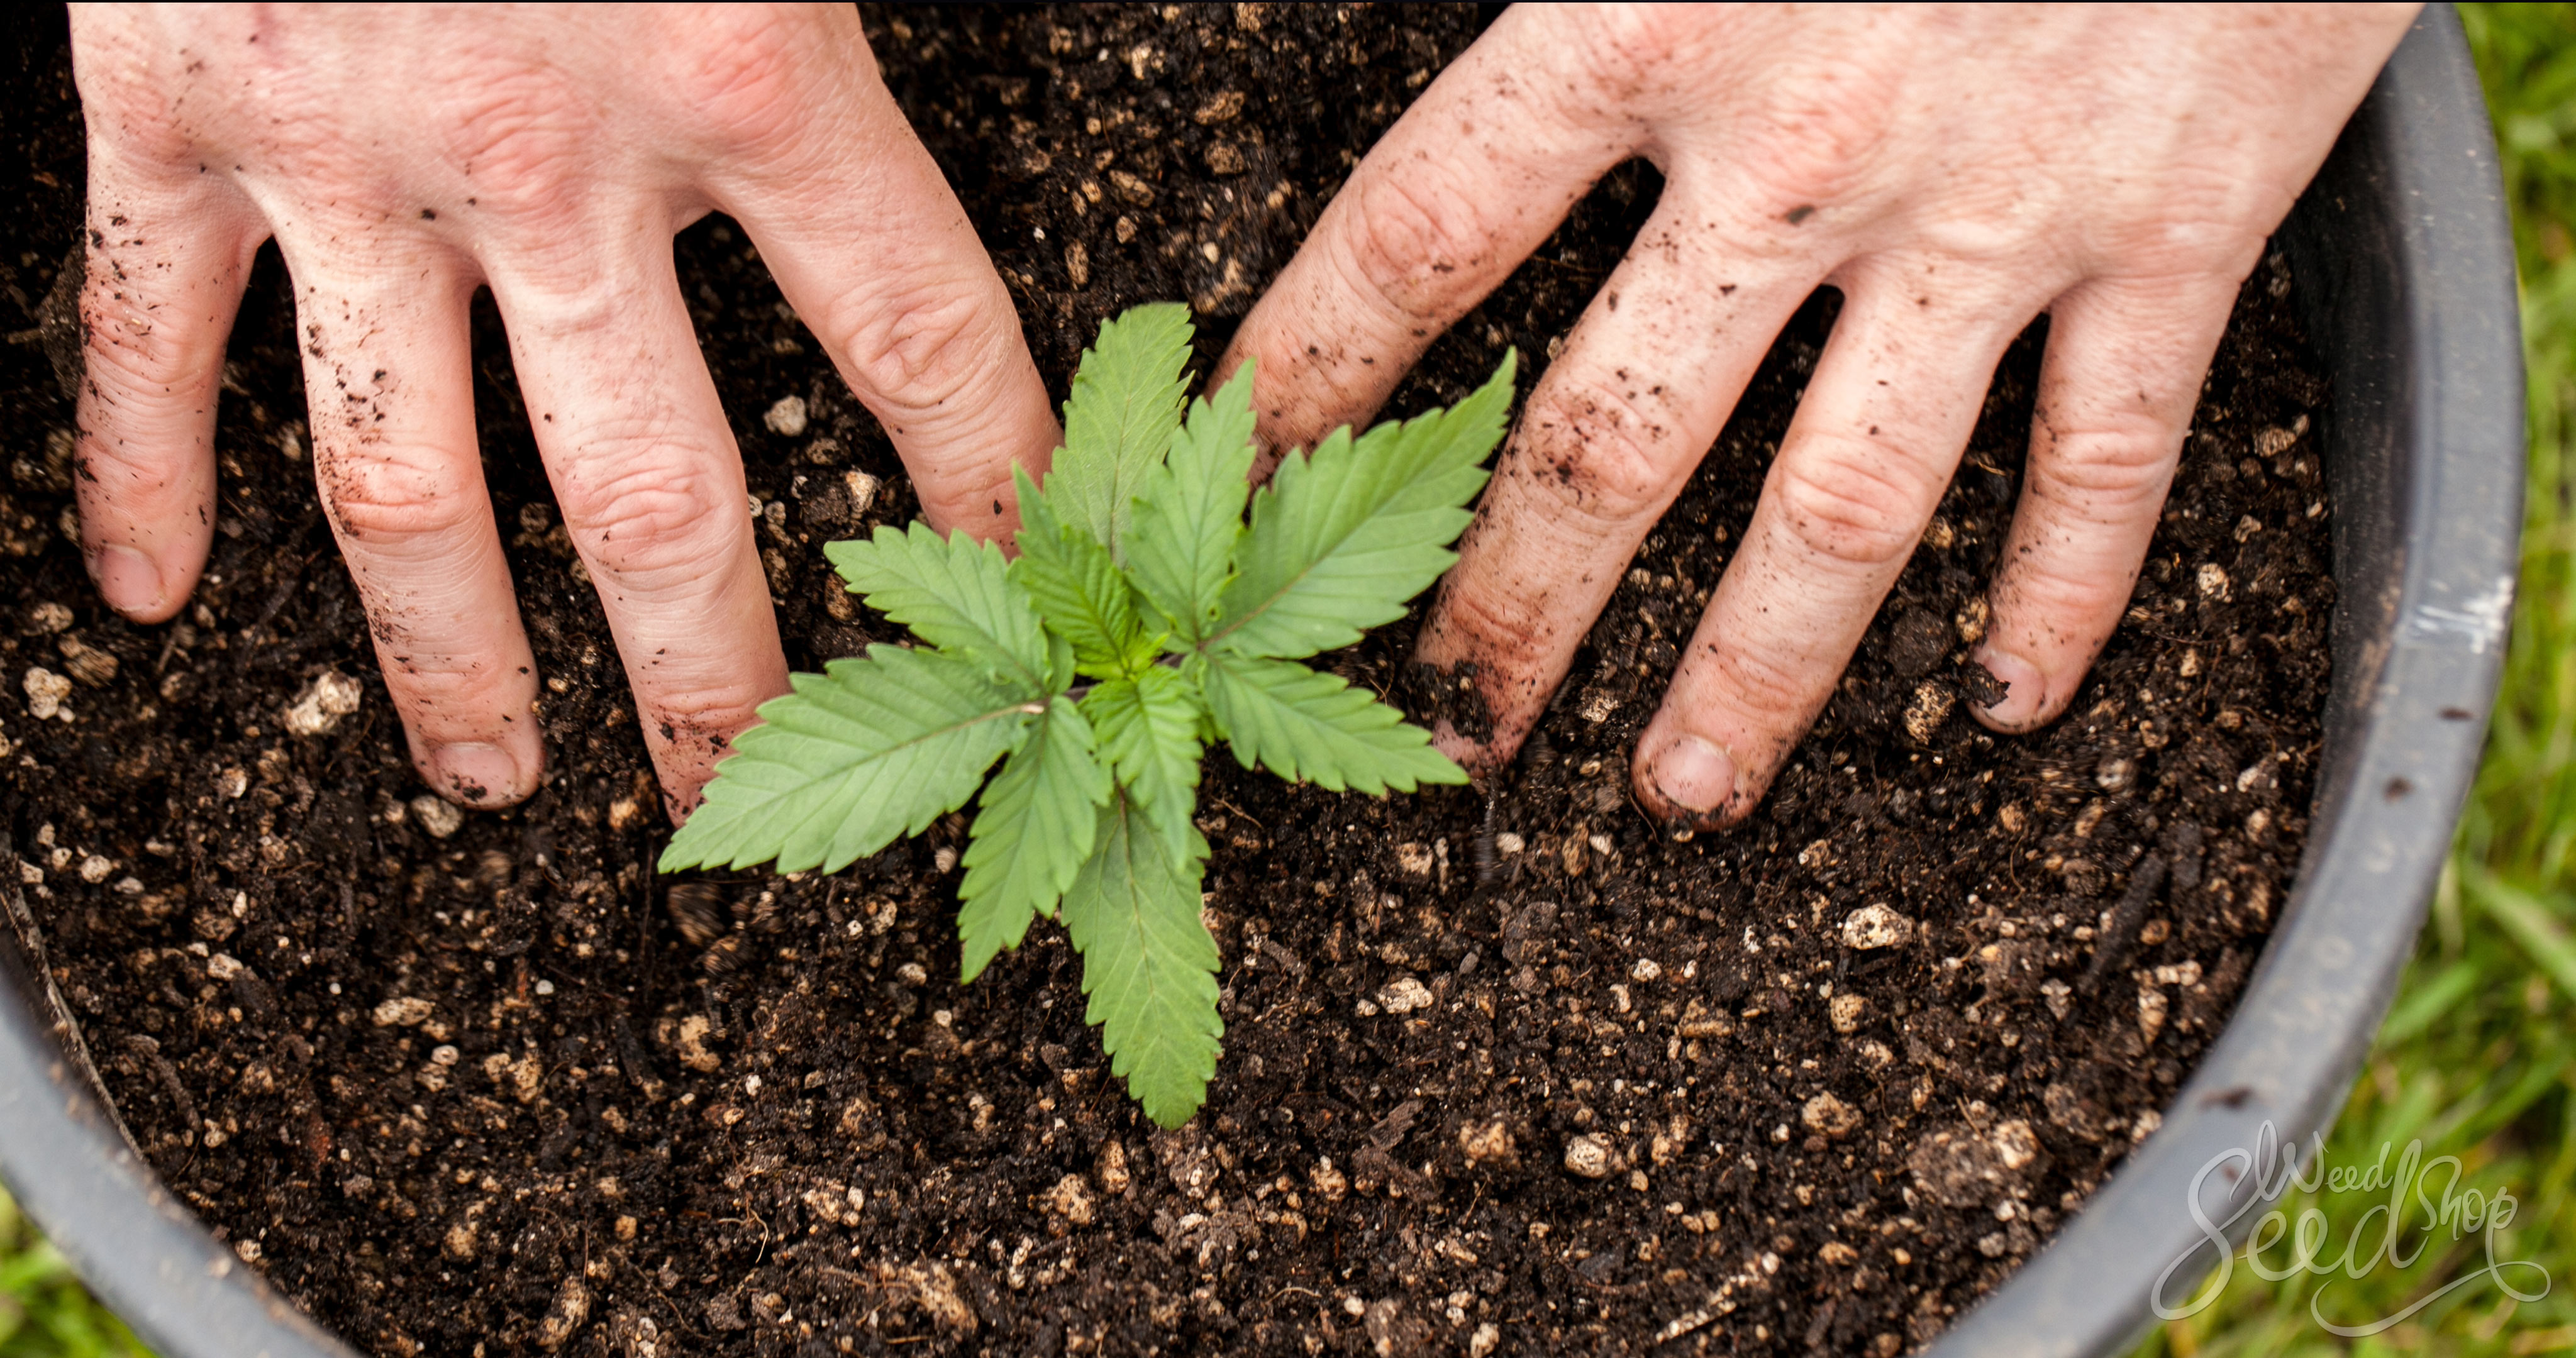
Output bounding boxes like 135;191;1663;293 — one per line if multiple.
662;303;1516;1125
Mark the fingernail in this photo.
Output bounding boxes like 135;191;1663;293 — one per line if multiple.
90;544;163;616
428;742;525;806
1648;733;1738;817
1974;647;2046;729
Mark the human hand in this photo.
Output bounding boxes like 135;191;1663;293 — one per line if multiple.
1220;3;2416;829
68;3;1057;812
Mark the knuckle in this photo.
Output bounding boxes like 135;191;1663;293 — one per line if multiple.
1707;639;1821;729
79;278;220;402
1730;60;1901;211
1767;433;1940;570
554;445;744;579
435;70;594;224
670;10;814;151
822;282;1005;417
1518;378;1687;524
1565;6;1699;96
648;685;769;746
1336;167;1491;323
2033;416;2180;511
316;446;484;543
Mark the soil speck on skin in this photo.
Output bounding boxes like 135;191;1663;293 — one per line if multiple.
1;5;2335;1354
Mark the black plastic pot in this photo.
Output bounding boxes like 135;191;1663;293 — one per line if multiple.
0;8;2521;1357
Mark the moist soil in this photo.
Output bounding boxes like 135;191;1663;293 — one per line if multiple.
0;6;2338;1355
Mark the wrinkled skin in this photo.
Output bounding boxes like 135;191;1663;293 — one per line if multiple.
71;3;2418;829
1219;3;2417;829
67;4;1058;812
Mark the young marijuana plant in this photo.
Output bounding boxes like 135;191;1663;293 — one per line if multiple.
662;302;1516;1126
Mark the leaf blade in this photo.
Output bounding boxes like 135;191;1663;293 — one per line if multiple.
660;646;1036;875
957;694;1110;981
1059;793;1219;1127
1213;353;1516;659
1082;666;1206;854
823;523;1050;693
1012;466;1151;677
1199;651;1465;795
1128;362;1258;644
1046;302;1194;558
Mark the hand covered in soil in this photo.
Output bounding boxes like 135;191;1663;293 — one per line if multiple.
1221;3;2416;828
67;4;1057;811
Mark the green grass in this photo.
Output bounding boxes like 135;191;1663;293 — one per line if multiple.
0;7;2570;1355
0;1188;143;1358
2137;5;2576;1355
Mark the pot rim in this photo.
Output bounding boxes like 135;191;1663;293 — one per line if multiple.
0;7;2521;1357
1928;7;2522;1355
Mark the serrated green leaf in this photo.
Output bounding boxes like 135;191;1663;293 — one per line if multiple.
1046;302;1194;560
1199;651;1466;795
1129;362;1259;645
1212;353;1516;659
823;523;1050;693
1081;666;1206;853
1060;792;1219;1127
1012;465;1153;678
661;646;1038;875
957;694;1110;981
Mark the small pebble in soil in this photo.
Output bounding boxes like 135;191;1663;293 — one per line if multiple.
763;394;809;437
281;670;363;737
1840;903;1916;951
408;795;464;839
1955;594;1990;644
55;636;114;686
841;470;882;519
1829;992;1867;1034
1043;1173;1096;1227
1377;976;1432;1014
1494;832;1524;856
2197;563;2232;600
1630;958;1663;983
1802;1093;1863;1139
26;601;70;633
21;666;70;720
1904;682;1955;744
1562;1135;1613;1179
1458;1118;1514;1166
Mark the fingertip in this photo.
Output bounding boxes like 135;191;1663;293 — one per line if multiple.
1428;719;1497;779
1968;645;2051;733
87;542;182;622
420;737;543;809
1634;727;1748;831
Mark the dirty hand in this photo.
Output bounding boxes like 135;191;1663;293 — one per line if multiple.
68;4;1056;811
1221;3;2416;828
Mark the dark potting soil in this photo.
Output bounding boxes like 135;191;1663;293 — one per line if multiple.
0;5;2339;1355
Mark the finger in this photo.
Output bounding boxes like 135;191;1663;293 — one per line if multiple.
706;16;1057;543
284;251;544;807
1214;5;1640;455
487;227;787;814
72;148;262;621
1971;273;2241;731
1413;184;1823;766
1633;272;2036;827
